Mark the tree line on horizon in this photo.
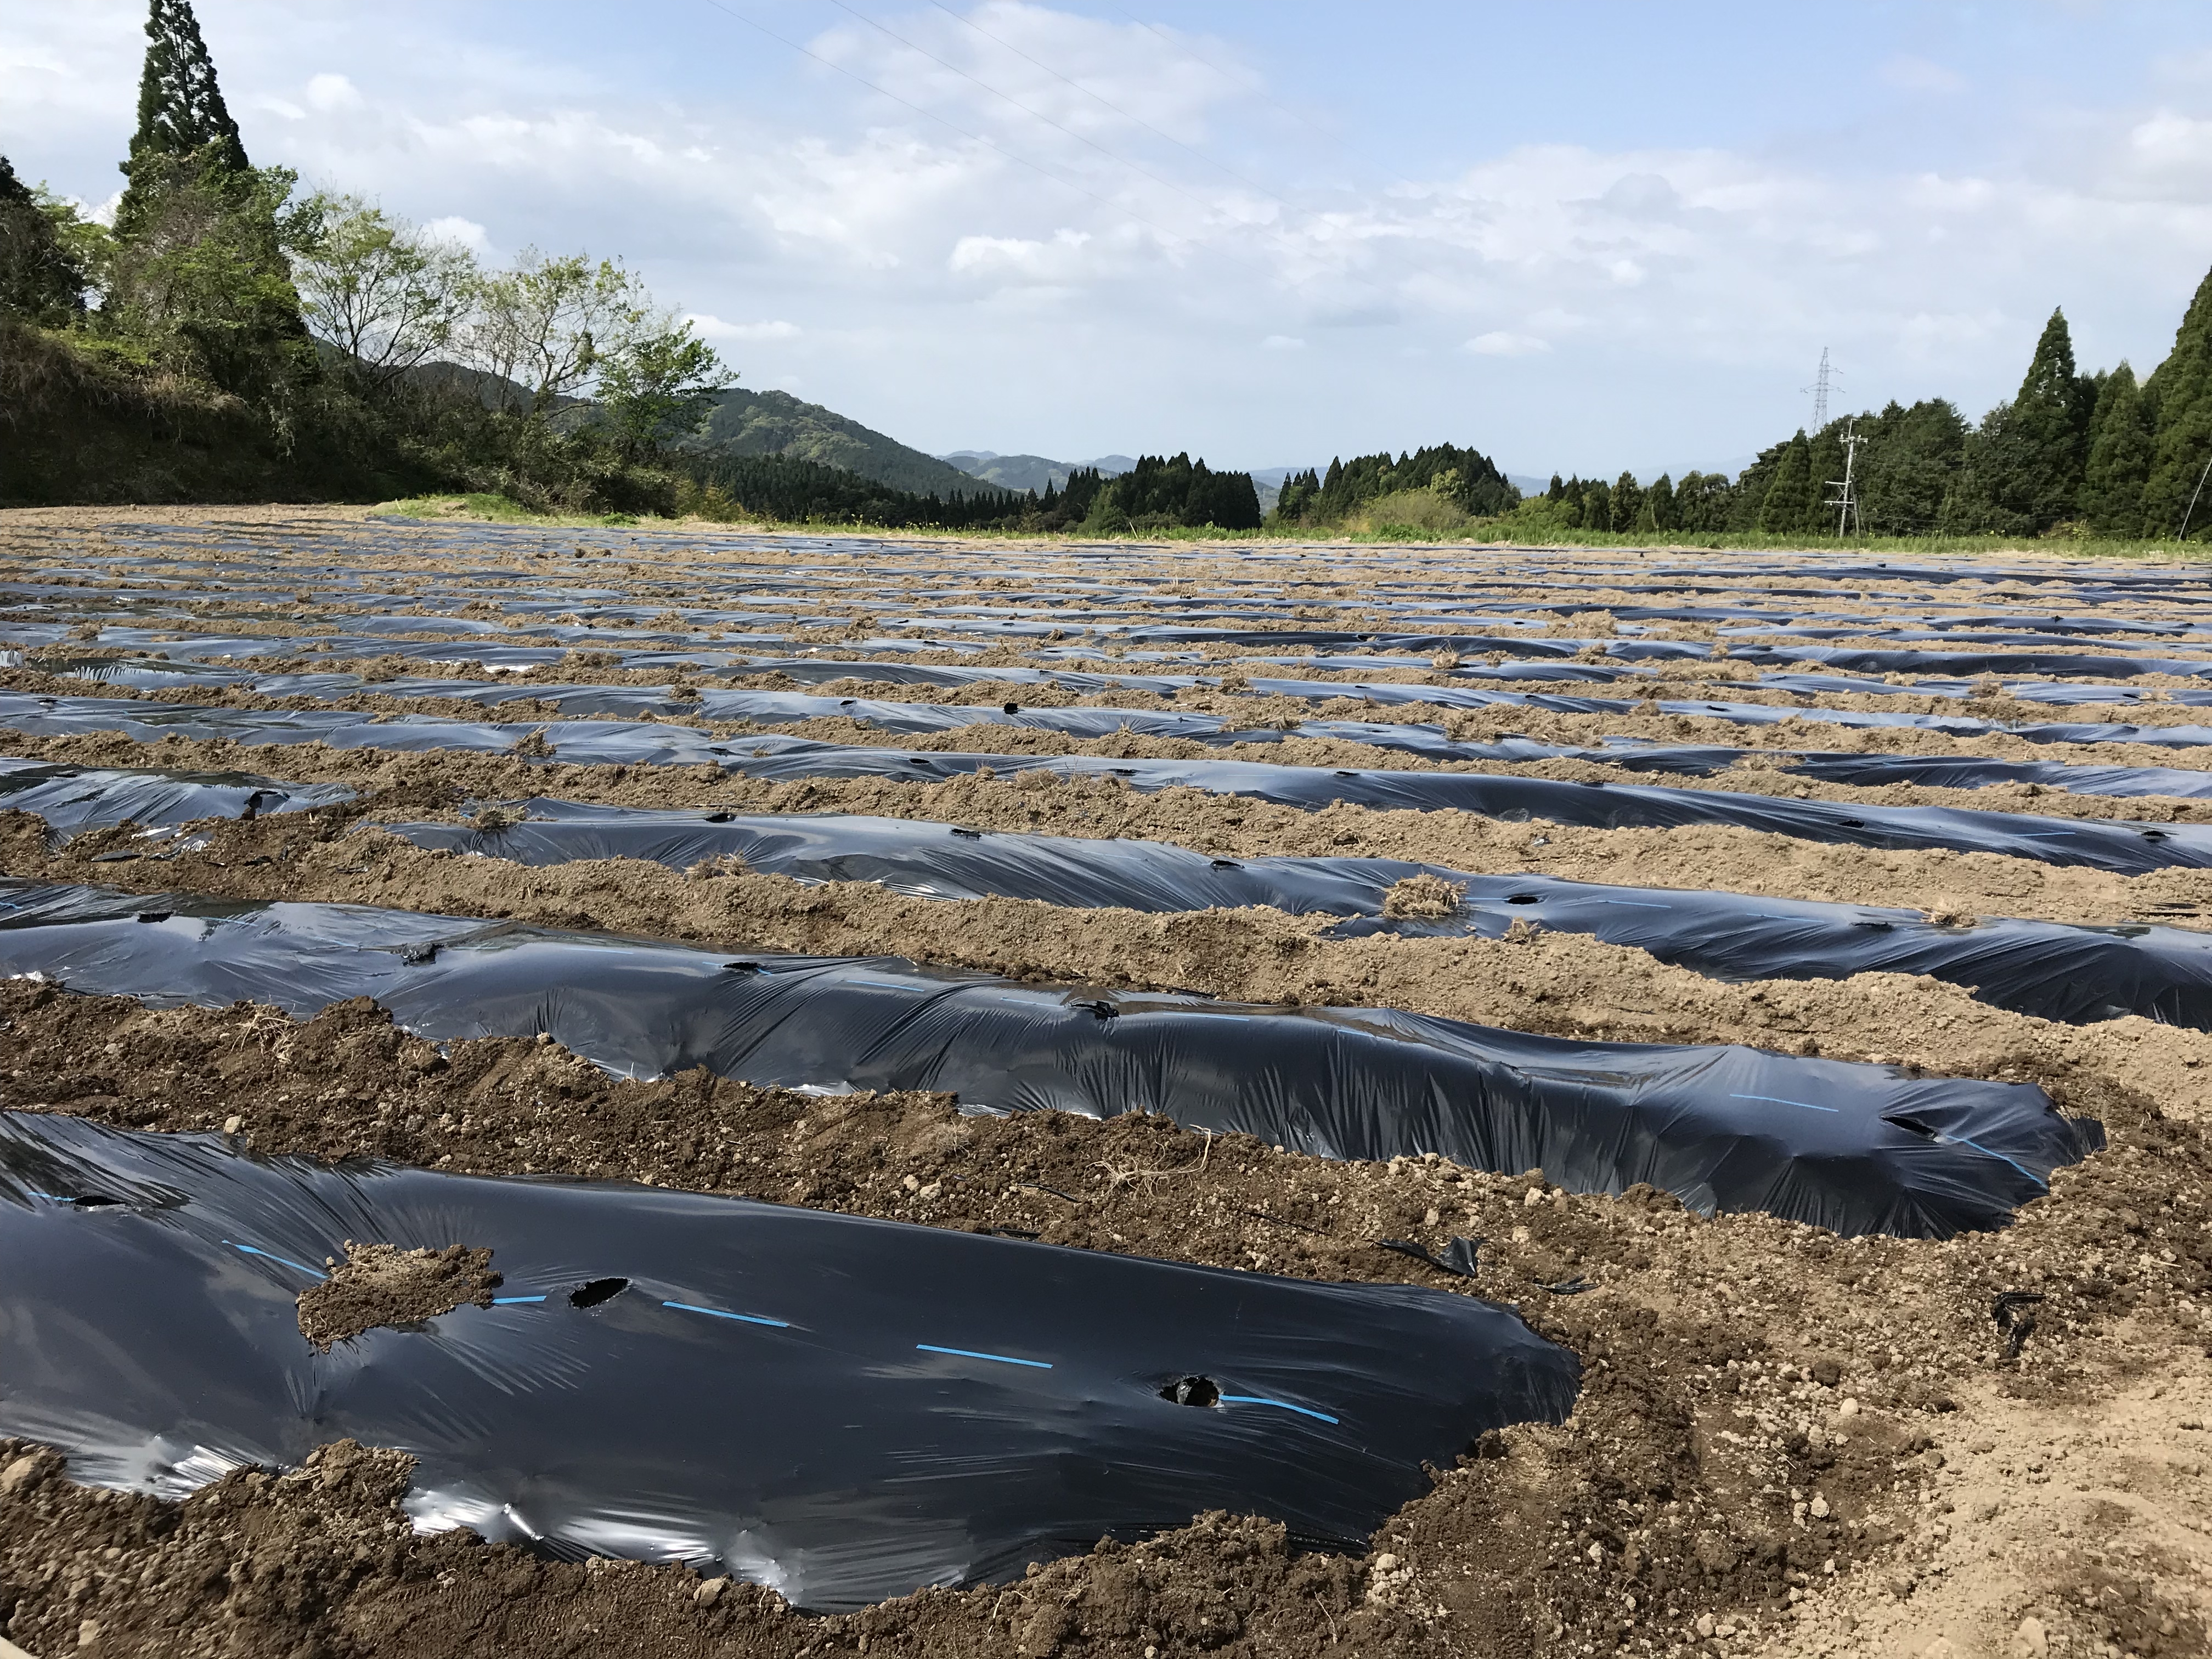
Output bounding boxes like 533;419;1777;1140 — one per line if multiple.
1271;442;1519;532
1533;279;2212;543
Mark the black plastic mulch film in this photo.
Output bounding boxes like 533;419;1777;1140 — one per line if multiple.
0;528;2182;1600
0;759;2200;1034
41;673;2212;800
383;800;2212;1034
0;757;354;842
0;692;2207;875
0;881;2096;1240
0;1112;1579;1610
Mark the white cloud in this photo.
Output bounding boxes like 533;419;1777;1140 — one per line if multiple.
948;227;1095;280
420;216;494;257
9;2;2212;474
811;1;1255;147
1466;331;1550;357
690;314;800;342
306;72;362;111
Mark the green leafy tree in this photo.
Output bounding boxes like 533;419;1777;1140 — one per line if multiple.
597;315;730;459
285;193;479;396
1756;431;1812;532
2078;362;2153;537
462;250;645;416
113;0;251;240
102;158;314;402
0;156;87;324
1643;473;1675;531
2143;264;2212;538
93;0;311;415
1728;439;1788;531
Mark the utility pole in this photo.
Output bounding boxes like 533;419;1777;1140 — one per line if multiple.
1825;416;1864;537
1803;347;1833;431
2178;447;2212;541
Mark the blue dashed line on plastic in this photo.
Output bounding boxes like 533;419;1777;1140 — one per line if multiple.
1588;899;1670;909
491;1295;546;1305
916;1344;1052;1369
1219;1394;1340;1424
1944;1135;2045;1186
1729;1092;1841;1114
662;1300;789;1328
223;1240;324;1276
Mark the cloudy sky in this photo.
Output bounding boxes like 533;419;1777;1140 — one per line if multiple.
10;1;2212;478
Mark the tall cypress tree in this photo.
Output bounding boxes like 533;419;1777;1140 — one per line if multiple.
114;0;251;237
1756;431;1813;533
1994;308;2093;530
100;0;311;405
2144;265;2212;538
1609;471;1644;532
1645;472;1676;531
2079;363;2154;537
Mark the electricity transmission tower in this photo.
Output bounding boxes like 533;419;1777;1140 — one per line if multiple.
1803;347;1835;431
1825;417;1865;537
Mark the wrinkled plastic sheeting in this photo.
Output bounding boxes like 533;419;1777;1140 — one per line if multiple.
385;803;2212;1031
0;882;2097;1237
1;692;2205;872
0;1114;1579;1609
0;757;354;841
704;736;2212;877
19;651;2212;749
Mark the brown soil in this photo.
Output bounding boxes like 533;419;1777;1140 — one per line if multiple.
10;801;2212;1128
1381;873;1468;919
0;985;2208;1658
295;1242;504;1351
7;729;2212;928
3;509;2212;1659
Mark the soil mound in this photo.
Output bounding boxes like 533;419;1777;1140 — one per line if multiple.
295;1240;502;1350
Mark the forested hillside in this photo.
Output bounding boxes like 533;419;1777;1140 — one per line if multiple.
685;388;991;498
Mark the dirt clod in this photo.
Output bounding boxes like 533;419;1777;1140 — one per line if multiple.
294;1240;503;1350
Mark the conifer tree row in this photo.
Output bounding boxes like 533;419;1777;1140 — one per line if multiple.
1524;270;2212;543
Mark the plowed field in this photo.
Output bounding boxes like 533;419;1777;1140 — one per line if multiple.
1;505;2208;1659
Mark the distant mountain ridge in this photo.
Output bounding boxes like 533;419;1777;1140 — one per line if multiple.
939;450;1137;494
684;390;1002;498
